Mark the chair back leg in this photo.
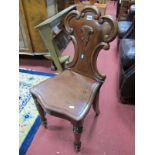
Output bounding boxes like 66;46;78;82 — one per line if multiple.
93;92;100;116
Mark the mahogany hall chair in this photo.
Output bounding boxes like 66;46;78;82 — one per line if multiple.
30;6;117;152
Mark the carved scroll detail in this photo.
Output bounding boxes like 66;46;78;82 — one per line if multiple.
65;10;80;34
98;15;118;42
81;5;101;19
64;6;118;82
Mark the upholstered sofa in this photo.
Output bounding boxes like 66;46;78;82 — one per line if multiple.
119;39;135;104
117;4;135;46
118;4;135;104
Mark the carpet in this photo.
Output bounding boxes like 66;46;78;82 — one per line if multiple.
19;69;56;155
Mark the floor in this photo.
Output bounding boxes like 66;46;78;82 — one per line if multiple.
20;1;135;155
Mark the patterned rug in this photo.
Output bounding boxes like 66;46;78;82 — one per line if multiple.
19;69;56;155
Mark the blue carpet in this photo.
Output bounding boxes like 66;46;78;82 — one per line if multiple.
19;69;56;155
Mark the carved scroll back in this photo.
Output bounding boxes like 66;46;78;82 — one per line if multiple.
64;6;117;82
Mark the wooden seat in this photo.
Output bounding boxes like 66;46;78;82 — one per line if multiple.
31;70;100;121
30;6;117;152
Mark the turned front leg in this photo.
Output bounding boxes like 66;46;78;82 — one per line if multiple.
73;124;83;152
33;97;47;128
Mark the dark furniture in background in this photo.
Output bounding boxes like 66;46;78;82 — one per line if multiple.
116;0;135;20
117;0;130;20
118;4;135;39
118;3;135;104
30;6;117;152
119;39;135;104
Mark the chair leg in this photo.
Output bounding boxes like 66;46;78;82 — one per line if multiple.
73;123;83;152
33;97;47;128
93;92;100;116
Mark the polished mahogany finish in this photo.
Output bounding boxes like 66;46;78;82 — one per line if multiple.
30;6;117;152
65;6;117;82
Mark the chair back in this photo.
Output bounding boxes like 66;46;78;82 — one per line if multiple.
64;6;117;82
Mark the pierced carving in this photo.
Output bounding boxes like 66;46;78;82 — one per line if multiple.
64;35;78;69
91;42;109;82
